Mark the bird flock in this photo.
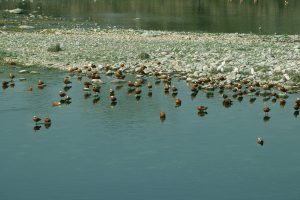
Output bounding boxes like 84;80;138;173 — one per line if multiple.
2;63;300;145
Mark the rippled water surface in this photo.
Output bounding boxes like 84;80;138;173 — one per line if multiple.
1;0;300;34
1;65;300;200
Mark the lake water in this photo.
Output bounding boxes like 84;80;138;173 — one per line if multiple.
1;65;300;200
1;0;300;34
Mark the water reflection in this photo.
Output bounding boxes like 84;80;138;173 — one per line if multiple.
1;0;300;33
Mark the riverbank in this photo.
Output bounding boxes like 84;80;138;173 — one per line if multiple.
1;28;300;91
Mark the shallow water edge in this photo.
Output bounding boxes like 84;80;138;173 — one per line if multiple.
1;28;300;92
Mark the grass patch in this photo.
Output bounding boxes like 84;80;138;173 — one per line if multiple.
288;71;300;83
138;52;150;60
47;43;62;52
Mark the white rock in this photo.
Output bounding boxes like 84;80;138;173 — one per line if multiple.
111;79;126;84
19;25;35;29
106;70;114;75
283;74;290;81
186;77;193;82
8;8;23;14
92;79;104;84
19;70;29;74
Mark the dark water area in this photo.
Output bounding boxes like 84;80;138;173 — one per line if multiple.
1;65;300;199
1;0;300;34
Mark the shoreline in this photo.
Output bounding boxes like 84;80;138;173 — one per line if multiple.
1;28;300;92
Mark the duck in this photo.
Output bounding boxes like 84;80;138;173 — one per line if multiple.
84;81;92;88
115;70;125;79
92;86;100;93
109;89;115;96
294;104;300;111
279;99;286;107
52;101;61;107
38;80;44;86
147;83;152;89
2;81;9;87
175;98;182;107
160;112;166;120
242;79;249;85
257;137;264;146
44;117;51;124
27;86;33;91
164;84;170;92
9;73;15;80
33;116;41;124
223;98;233;105
197;106;208;112
135;88;142;95
59;91;66;98
64;96;72;102
37;80;45;89
110;96;117;102
171;85;178;92
279;86;287;93
248;86;256;93
33;125;42;131
128;81;134;88
263;106;271;115
63;77;72;86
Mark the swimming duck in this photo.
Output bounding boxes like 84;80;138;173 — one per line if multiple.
110;96;117;102
279;99;286;107
160;112;166;120
257;137;264;146
27;86;33;91
128;81;134;88
33;116;41;124
59;91;66;98
263;106;271;115
92;86;100;93
295;98;300;105
2;81;9;87
37;80;45;89
9;73;15;80
175;98;182;107
52;101;61;107
197;106;208;112
63;77;72;86
147;83;153;89
44;117;51;124
135;88;142;95
109;89;115;96
84;81;92;88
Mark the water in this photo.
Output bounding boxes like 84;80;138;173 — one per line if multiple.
1;0;300;34
1;65;300;199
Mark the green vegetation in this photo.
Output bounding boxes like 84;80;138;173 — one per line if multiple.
138;52;150;60
288;71;300;83
47;43;62;52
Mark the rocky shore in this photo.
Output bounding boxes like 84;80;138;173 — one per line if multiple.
1;28;300;91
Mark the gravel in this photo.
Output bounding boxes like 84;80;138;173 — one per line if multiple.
1;28;300;88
